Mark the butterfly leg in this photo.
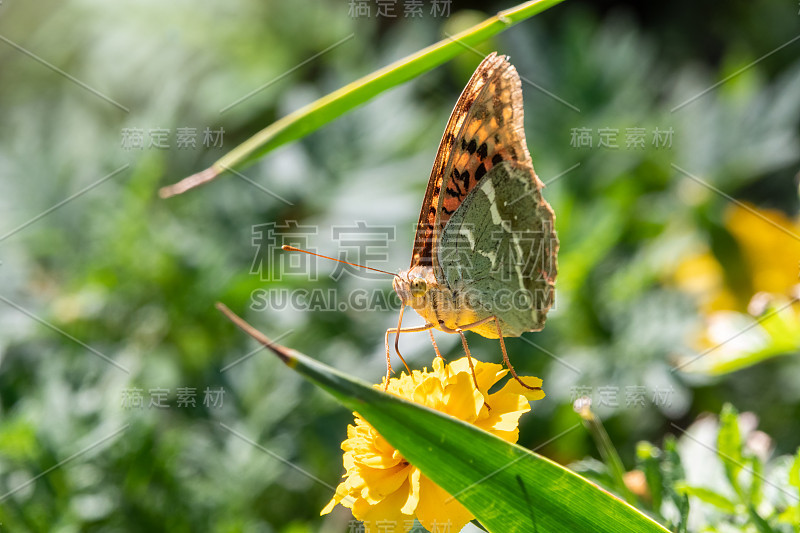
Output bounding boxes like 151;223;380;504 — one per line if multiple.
457;330;481;392
428;329;442;359
438;325;488;411
491;317;541;392
439;316;542;392
436;320;488;393
383;322;435;390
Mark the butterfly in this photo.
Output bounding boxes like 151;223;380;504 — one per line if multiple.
387;52;558;389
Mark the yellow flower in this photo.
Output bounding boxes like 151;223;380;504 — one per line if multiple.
321;356;544;532
672;202;800;371
725;202;800;296
674;202;800;314
673;250;739;313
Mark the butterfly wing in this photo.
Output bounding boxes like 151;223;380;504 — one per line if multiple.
411;52;557;337
410;53;539;274
440;160;558;337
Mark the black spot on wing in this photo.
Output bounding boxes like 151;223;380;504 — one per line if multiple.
467;139;477;155
475;163;487;181
477;142;488;160
492;153;503;165
459;170;470;189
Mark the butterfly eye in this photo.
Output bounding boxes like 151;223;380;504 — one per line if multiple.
410;277;427;298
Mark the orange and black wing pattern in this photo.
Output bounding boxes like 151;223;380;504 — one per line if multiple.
410;52;537;270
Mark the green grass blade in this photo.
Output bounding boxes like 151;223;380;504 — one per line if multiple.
718;403;744;497
160;0;566;198
674;482;738;514
218;304;670;533
576;400;638;505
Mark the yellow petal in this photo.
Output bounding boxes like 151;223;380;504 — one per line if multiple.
448;357;507;392
490;428;520;443
355;479;416;533
476;378;544;438
477;411;527;439
497;375;545;401
413;375;445;408
320;494;342;515
358;463;412;504
726;203;800;295
356;451;404;470
321;480;356;515
401;467;422;515
441;372;483;422
415;474;474;533
343;452;355;471
372;433;400;462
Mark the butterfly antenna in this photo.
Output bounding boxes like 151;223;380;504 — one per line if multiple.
281;245;400;279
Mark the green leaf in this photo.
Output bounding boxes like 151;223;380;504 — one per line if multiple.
747;504;777;533
718;403;744;496
789;447;800;490
662;436;690;533
636;441;664;514
674;482;738;514
776;505;800;526
160;0;567;198
577;402;637;505
704;335;800;375
218;304;670;533
784;448;800;532
703;303;800;376
748;455;764;507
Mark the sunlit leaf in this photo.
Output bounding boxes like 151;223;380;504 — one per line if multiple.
718;403;744;496
160;0;567;198
674;482;738;514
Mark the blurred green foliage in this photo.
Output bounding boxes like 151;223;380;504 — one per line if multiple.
1;0;799;531
574;404;800;531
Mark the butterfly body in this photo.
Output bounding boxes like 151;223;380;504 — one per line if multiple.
392;265;482;335
392;52;558;342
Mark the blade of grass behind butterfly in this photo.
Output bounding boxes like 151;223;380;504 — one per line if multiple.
160;0;566;198
217;304;670;533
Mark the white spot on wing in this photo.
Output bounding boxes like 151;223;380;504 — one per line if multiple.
483;175;528;294
481;179;503;225
459;226;475;250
